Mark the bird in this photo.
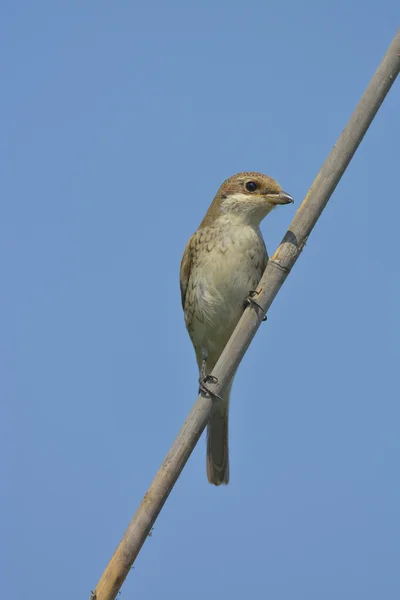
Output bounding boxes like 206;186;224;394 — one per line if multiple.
180;172;293;485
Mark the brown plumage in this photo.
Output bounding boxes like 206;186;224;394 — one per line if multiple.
180;172;293;485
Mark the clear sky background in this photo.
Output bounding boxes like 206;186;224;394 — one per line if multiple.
1;3;399;599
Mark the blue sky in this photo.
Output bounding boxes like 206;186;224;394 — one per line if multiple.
1;3;399;599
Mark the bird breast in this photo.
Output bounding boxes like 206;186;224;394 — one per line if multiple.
187;224;267;358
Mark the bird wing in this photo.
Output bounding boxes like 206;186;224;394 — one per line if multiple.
262;242;269;273
180;235;193;309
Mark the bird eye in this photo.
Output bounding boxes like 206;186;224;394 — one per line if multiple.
245;181;257;192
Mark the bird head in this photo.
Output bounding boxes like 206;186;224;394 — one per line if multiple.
200;172;293;228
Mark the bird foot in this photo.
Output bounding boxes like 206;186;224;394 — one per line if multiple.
199;374;223;401
244;290;267;321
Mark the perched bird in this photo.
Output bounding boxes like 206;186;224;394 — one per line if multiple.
180;172;293;485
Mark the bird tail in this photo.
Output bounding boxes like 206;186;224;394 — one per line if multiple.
206;385;231;485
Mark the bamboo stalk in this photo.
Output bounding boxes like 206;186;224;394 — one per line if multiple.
91;28;400;600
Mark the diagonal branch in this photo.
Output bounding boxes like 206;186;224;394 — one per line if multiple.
91;28;400;600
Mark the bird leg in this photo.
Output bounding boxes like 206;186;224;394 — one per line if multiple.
198;358;223;401
244;290;267;321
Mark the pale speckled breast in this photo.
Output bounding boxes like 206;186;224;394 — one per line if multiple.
184;224;267;367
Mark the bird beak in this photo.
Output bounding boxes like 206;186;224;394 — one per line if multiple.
265;191;294;205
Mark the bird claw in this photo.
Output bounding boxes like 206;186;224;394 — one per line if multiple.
244;290;267;321
199;375;223;401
